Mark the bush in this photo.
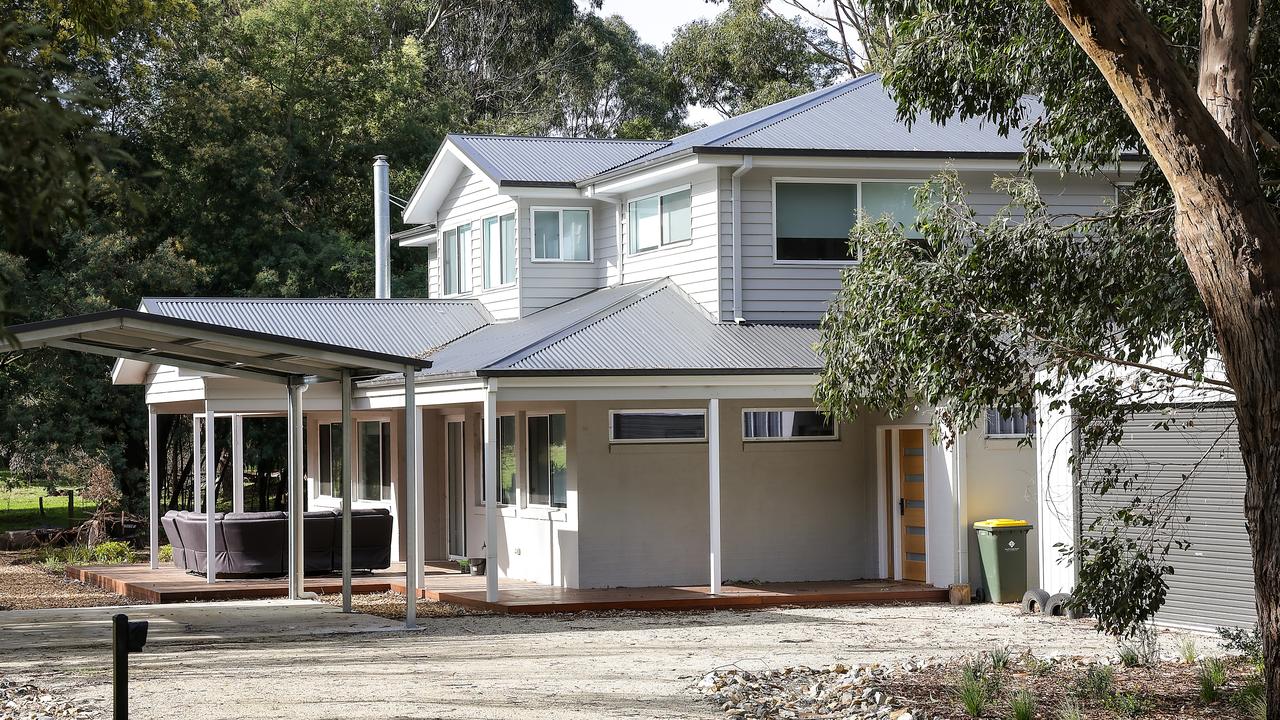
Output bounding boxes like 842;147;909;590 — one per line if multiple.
159;544;173;563
1219;625;1263;663
1178;637;1199;664
1108;692;1149;718
38;541;135;573
1078;665;1114;700
990;646;1012;672
956;667;990;718
1010;689;1036;720
92;540;133;564
1199;658;1228;703
1056;698;1083;720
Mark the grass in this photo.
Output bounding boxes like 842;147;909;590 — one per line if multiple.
37;541;137;573
0;483;97;532
1010;689;1036;720
1108;691;1149;718
1199;658;1228;703
1078;665;1115;700
1179;637;1200;664
956;660;996;718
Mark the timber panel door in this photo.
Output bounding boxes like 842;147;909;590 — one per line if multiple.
897;428;927;582
446;419;466;558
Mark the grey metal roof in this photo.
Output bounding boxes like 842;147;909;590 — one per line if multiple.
595;74;1038;178
140;298;492;359
410;279;820;379
449;134;666;186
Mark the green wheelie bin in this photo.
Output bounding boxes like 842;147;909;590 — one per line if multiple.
973;518;1033;603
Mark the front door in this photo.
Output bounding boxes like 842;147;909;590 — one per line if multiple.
895;428;928;582
446;419;466;558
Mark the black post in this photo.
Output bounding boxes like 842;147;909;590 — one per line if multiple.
38;496;44;519
68;490;74;528
112;613;128;720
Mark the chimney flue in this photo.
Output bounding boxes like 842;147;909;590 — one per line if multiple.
373;155;391;299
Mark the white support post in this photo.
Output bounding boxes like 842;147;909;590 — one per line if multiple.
205;406;216;584
231;414;245;513
708;398;722;595
286;379;305;599
483;379;499;603
340;370;354;613
403;367;418;628
192;414;202;513
414;406;425;587
148;407;159;570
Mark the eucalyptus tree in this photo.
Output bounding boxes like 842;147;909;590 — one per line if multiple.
815;0;1280;707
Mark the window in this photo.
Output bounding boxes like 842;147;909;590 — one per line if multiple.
318;422;343;497
628;187;691;253
774;179;923;262
482;415;518;505
483;213;516;288
527;414;567;508
358;421;392;501
609;410;706;443
986;409;1036;438
742;409;837;441
532;208;590;261
442;224;471;295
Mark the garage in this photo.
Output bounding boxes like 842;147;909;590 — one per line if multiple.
1079;404;1256;631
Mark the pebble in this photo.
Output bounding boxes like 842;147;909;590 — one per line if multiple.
697;659;930;720
0;677;99;718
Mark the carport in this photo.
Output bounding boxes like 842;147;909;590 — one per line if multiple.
1;309;431;627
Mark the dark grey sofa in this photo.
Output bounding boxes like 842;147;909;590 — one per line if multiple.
162;508;392;577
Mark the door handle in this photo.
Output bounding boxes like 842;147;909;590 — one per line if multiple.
898;498;905;516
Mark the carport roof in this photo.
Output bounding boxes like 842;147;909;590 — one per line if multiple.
1;309;431;383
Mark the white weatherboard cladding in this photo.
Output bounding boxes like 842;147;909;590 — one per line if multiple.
725;167;1121;323
430;168;519;319
517;197;606;316
1080;405;1255;631
617;168;720;318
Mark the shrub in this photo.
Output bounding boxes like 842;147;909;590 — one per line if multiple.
990;646;1012;672
1219;625;1263;663
1108;692;1149;718
159;544;173;563
1117;624;1161;667
92;541;134;564
956;667;990;718
1178;637;1199;664
1199;658;1228;703
1056;699;1083;720
1078;665;1114;700
38;542;134;573
1024;652;1054;677
1009;689;1036;720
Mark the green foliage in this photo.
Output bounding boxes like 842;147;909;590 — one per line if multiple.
1107;691;1149;718
665;0;842;117
955;663;992;718
989;646;1011;672
1009;689;1036;720
1077;665;1114;700
1198;658;1228;703
1056;698;1083;720
38;540;135;572
158;543;173;563
0;483;97;532
1218;625;1264;664
1178;638;1199;664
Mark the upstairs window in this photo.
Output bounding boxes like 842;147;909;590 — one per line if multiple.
774;179;922;262
483;213;516;288
742;409;838;441
532;208;591;261
442;224;471;295
628;187;692;253
986;409;1036;438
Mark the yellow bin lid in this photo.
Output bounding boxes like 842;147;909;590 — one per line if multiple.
973;518;1030;529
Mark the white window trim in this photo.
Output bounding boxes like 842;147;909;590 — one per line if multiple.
314;418;395;504
481;213;517;290
608;408;708;444
440;223;473;297
771;177;928;266
741;407;840;442
984;409;1036;439
524;412;567;510
478;413;519;507
625;183;694;256
530;206;593;263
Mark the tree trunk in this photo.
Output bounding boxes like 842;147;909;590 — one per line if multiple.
1044;0;1280;714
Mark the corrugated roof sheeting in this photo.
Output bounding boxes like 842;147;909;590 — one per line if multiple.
451;135;666;184
141;298;491;359
504;284;820;372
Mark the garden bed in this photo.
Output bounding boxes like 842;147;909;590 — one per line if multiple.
0;550;136;610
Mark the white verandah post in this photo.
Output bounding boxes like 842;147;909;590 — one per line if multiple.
192;414;202;513
483;379;499;603
403;366;419;628
204;406;216;584
231;414;245;513
340;370;354;613
148;407;159;570
286;378;305;599
708;398;722;595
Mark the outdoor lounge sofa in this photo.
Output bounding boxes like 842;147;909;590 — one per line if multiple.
161;508;392;577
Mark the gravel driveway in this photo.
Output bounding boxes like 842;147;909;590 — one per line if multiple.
2;601;1215;719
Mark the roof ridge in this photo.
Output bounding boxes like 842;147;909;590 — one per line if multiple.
453;133;666;145
483;279;670;370
142;296;482;305
705;74;881;148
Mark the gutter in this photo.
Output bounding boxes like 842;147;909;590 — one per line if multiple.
730;156;752;323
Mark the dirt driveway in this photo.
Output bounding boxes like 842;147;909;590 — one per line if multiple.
2;601;1215;719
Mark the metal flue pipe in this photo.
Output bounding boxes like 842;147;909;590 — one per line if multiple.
373;155;391;299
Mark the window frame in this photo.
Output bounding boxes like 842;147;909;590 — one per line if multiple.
478;413;519;506
985;409;1036;439
608;408;708;444
482;212;517;289
525;412;568;509
625;184;694;256
771;177;927;266
441;222;472;296
529;206;593;263
741;407;840;443
314;419;392;503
